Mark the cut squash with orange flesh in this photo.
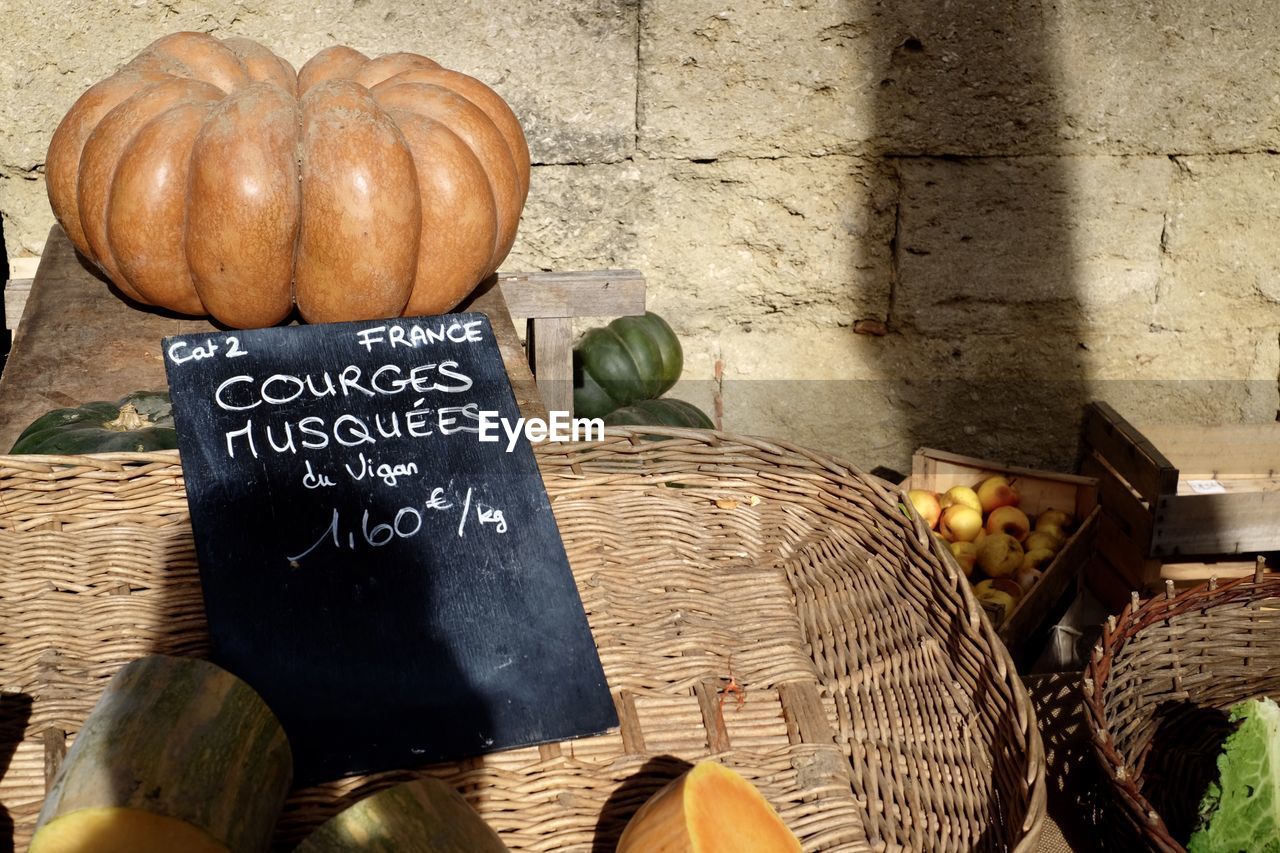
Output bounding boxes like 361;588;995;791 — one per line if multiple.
30;808;227;853
616;762;801;852
29;655;292;853
294;777;508;852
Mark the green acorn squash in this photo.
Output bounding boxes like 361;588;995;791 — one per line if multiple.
10;391;177;454
573;312;683;418
603;398;714;429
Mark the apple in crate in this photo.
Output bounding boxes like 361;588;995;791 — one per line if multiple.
949;541;979;578
977;533;1024;578
940;485;982;513
907;489;942;529
986;506;1031;542
1034;508;1073;543
1024;530;1063;554
939;504;983;543
973;578;1022;622
976;475;1020;513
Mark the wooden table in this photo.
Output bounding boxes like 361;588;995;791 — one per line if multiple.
0;226;550;450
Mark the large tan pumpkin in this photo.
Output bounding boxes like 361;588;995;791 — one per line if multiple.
46;32;530;327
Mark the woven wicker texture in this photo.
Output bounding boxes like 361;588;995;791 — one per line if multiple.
0;431;1045;851
1084;567;1280;851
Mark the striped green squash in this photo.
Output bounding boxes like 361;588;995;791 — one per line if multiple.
294;778;508;852
30;655;292;853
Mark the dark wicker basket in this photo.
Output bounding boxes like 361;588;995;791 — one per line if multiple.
1083;560;1280;851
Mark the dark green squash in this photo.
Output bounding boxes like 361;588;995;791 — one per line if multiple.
603;398;714;429
574;312;683;418
10;391;177;454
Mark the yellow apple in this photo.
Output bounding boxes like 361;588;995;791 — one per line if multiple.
1024;530;1064;554
1035;508;1073;531
973;528;989;547
939;485;982;514
973;579;1020;623
977;533;1024;578
939;504;983;543
949;541;978;578
975;475;1020;513
1021;548;1055;571
985;505;1031;541
906;489;942;529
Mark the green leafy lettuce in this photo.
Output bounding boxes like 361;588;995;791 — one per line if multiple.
1188;696;1280;853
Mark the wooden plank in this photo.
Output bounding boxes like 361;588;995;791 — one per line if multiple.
1136;421;1280;479
1094;508;1161;589
527;316;574;416
911;447;1097;487
1083;552;1141;613
777;682;836;745
0;226;546;451
1172;476;1280;496
464;275;548;423
497;269;645;319
1160;558;1273;585
1080;401;1179;503
1152;491;1280;556
1081;451;1154;557
909;447;1094;517
5;278;31;333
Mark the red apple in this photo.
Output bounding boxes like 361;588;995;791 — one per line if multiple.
976;475;1020;513
986;506;1031;541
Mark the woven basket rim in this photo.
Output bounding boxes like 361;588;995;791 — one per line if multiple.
1082;564;1279;850
0;425;1049;850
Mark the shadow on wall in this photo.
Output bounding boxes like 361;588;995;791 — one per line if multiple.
867;1;1087;470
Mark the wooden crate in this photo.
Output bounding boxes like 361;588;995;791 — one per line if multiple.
1081;401;1280;599
907;448;1099;664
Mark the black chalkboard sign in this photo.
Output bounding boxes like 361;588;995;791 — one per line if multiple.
163;314;616;783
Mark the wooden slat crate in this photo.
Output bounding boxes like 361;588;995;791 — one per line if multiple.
907;448;1099;666
1080;400;1280;601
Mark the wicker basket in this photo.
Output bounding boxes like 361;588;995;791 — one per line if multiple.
0;429;1045;851
1083;563;1280;851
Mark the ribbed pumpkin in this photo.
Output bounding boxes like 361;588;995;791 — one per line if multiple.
46;32;530;328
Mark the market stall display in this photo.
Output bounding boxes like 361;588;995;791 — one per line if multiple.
905;448;1099;663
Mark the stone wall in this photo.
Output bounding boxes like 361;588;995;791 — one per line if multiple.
2;0;1277;472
